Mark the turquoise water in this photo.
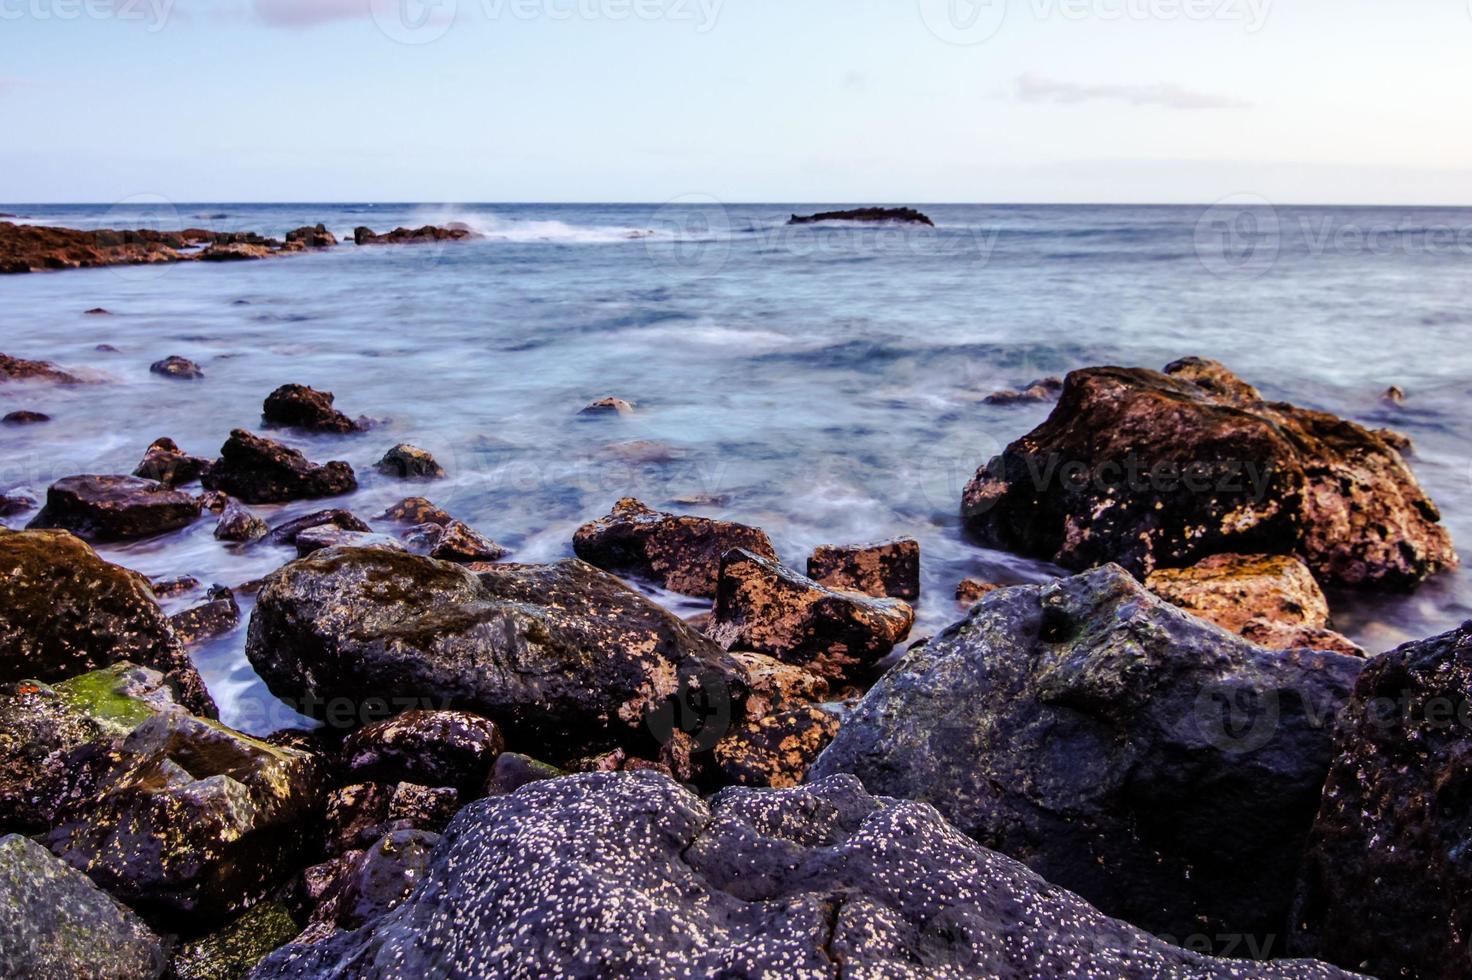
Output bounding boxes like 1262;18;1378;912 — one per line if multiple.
3;202;1469;731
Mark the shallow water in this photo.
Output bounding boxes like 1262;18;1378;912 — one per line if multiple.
3;202;1470;732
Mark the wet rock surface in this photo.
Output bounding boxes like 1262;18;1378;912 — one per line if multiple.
246;549;748;769
812;565;1364;953
404;518;507;562
286;223;338;248
340;710;504;792
807;537;920;600
0;529;214;714
169;585;241;644
133;436;212;487
1290;620;1472;979
295;526;406;556
1146;553;1364;655
172;900;301;980
262;384;366;434
712;548;915;684
267;508;372;544
352;224;473;245
962;359;1457;590
788;206;935;225
253;771;1356;979
2;409;50;424
28;473;202;541
150;354;204;379
0;833;167;980
376;443;445;479
202;429;357;504
573;497;778;598
215;498;268;542
579;395;635;415
0;350;83;383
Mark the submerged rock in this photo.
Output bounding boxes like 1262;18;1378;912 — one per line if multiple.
811;565;1364;953
579;396;635;416
0;351;83;383
149;354;204;379
0;833;167;980
28;473;202;541
984;376;1064;405
0;492;36;517
573;497;778;598
807;537;920;600
246;550;748;771
267;508;372;544
46;707;323;926
295;526;405;557
202;429;357;504
375;443;445;479
961;359;1457;590
1146;553;1364;655
0;529;214;715
2;409;50;425
252;772;1355;979
712;549;914;684
788;206;935;226
1290;620;1472;979
133;436;212;487
262;384;366;434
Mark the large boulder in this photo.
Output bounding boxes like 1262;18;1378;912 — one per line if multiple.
961;359;1457;590
262;384;366;434
1146;553;1363;655
46;707;323;926
252;772;1356;979
0;833;166;980
1289;620;1472;979
202;429;357;504
28;473;202;541
573;497;778;598
246;549;749;772
811;565;1364;954
0;529;214;715
711;549;914;684
340;710;504;793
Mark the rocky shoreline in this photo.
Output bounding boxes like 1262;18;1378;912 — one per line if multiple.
0;355;1464;978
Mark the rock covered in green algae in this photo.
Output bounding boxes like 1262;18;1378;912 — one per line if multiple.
172;901;300;980
0;528;215;715
246;549;749;777
0;833;166;980
46;707;323;927
811;564;1365;957
962;358;1457;590
251;772;1360;979
0;663;176;832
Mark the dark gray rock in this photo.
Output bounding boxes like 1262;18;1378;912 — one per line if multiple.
28;473;201;541
169;586;240;644
811;565;1364;955
294;526;404;557
150;354;203;380
375;444;445;480
340;710;504;792
215;498;268;542
262;384;365;434
133;436;211;487
202;429;356;505
253;772;1357;979
266;508;372;544
0;833;166;980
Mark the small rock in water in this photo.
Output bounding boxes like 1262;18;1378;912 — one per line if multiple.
0;492;36;516
984;376;1065;405
84;307;111;315
403;519;507;563
149;355;203;380
1381;384;1406;404
788;206;935;225
0;351;83;384
150;574;201;597
197;242;272;261
2;410;50;425
214;498;268;542
201;429;357;504
95;343;119;352
807;537;920;600
262;384;367;434
285;223;338;248
28;474;202;542
956;577;1002;606
603;439;685;464
712;548;915;684
1373;426;1413;452
294;526;405;557
267;507;371;544
579;396;635;416
378;495;453;526
573;496;778;598
376;443;446;479
133;436;212;487
352;224;473;246
169;585;241;644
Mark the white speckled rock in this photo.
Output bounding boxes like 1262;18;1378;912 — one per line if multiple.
251;772;1360;979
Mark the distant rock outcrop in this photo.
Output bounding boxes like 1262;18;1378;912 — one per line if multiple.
787;207;935;226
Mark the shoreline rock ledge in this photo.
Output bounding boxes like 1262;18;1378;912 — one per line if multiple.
961;358;1457;590
251;772;1358;979
787;207;935;226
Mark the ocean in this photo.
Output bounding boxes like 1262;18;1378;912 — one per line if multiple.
3;201;1469;732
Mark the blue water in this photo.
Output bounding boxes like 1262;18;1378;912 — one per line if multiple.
3;202;1469;732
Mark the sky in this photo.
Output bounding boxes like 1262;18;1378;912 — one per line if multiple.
2;0;1471;204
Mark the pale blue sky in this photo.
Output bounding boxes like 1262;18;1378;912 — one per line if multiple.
2;0;1470;203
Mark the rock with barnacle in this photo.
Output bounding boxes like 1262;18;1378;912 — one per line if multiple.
251;771;1359;979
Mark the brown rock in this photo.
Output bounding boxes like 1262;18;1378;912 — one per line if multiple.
169;586;240;645
148;355;203;380
729;650;829;718
0;352;82;384
149;575;200;598
962;358;1457;590
28;474;201;542
713;703;841;788
984;377;1065;405
285;224;338;248
266;508;371;544
1372;427;1413;453
375;444;445;480
0;222;188;273
294;526;405;557
711;549;915;683
573;497;778;598
261;384;365;434
956;577;1002;607
377;496;453;526
580;396;635;416
2;410;49;425
352;225;473;246
132;437;211;487
323;783;394;856
197;242;271;261
403;520;507;563
807;538;920;600
201;429;357;504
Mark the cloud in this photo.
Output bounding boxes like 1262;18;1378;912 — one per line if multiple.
1015;72;1251;110
253;0;371;27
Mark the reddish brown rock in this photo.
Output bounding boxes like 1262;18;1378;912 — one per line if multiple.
0;352;82;384
261;384;365;435
1146;553;1364;655
807;538;920;600
0;222;186;273
201;429;357;504
375;444;445;480
132;437;211;487
712;549;915;684
579;396;635;416
148;355;203;380
573;497;778;598
984;376;1064;405
713;703;840;788
962;358;1457;590
352;225;472;246
403;520;506;563
214;499;267;543
286;224;338;248
28;475;201;542
729;650;828;718
956;578;1002;607
377;497;453;526
197;242;272;262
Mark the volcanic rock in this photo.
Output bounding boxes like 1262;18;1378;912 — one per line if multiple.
375;443;445;479
340;710;504;792
202;429;357;504
262;384;366;434
28;474;201;541
149;354;203;379
133;436;212;487
787;206;934;226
